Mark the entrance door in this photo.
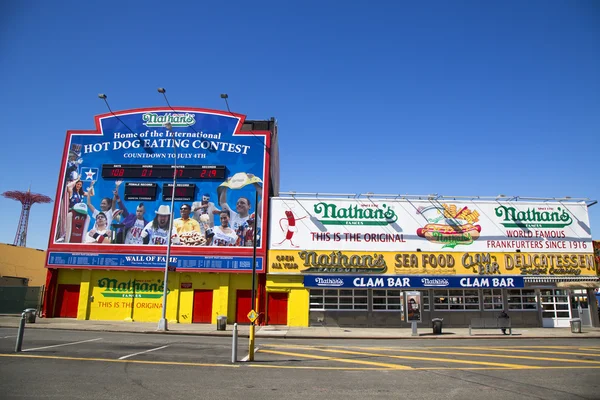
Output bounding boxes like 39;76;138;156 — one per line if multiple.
540;289;571;327
54;284;80;318
235;290;252;324
267;292;288;325
570;290;591;326
192;290;213;323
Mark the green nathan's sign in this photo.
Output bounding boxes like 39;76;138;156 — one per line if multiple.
494;206;573;228
97;277;168;299
313;202;398;226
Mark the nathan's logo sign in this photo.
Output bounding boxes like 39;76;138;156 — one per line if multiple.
298;250;387;273
313;202;397;226
417;204;482;249
495;206;573;228
142;112;196;128
97;277;167;299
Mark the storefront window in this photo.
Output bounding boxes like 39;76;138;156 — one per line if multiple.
373;289;403;311
309;289;368;311
507;289;537;310
433;289;480;311
483;289;503;311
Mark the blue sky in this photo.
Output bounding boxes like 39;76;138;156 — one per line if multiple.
0;0;598;250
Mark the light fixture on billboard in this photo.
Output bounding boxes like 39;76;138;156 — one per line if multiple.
220;93;231;113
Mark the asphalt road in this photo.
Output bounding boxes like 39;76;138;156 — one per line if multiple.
1;327;599;400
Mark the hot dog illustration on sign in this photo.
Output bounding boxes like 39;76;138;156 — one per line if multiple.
416;204;482;249
275;210;308;247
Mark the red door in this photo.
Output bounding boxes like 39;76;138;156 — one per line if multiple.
235;290;252;324
54;284;80;318
192;290;213;323
267;292;288;325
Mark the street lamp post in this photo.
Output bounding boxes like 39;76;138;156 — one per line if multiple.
157;121;177;331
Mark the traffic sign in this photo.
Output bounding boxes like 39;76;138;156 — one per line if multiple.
247;309;258;323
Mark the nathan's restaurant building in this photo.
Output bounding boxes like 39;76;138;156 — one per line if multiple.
42;107;279;325
266;194;599;328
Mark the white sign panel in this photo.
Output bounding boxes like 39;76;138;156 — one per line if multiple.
269;197;593;253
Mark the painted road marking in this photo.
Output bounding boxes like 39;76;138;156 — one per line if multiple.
0;353;238;368
260;344;536;369
119;345;169;360
323;345;600;358
22;338;103;352
1;353;600;371
1;336;16;339
259;349;412;369
349;347;600;365
241;346;260;362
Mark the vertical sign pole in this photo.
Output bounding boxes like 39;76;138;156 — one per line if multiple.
248;190;259;361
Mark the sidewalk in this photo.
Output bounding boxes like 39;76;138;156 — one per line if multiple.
2;315;599;339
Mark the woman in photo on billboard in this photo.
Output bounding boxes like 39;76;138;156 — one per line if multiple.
208;210;238;246
86;180;121;228
67;178;86;209
141;205;180;246
85;212;112;244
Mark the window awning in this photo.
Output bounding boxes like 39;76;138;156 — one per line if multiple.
524;276;599;288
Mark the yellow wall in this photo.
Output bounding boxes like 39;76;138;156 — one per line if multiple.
55;269;258;324
267;274;308;327
0;243;47;286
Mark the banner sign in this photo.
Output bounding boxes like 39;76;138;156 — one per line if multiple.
269;198;592;253
47;251;263;272
304;275;525;289
50;108;270;258
269;250;597;276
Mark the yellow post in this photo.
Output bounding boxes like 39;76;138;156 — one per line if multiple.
249;322;255;361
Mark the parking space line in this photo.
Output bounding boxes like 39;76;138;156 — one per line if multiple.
260;348;412;369
262;344;536;369
22;338;103;352
119;345;169;360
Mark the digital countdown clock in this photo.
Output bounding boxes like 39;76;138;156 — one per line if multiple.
124;182;158;201
102;164;226;179
162;183;196;201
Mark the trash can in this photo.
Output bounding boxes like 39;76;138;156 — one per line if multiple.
570;318;582;334
24;308;37;324
217;315;227;331
432;318;443;335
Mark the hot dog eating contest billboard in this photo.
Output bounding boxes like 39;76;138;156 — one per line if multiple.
47;108;273;272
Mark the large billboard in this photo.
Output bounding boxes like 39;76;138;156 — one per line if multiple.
47;108;272;272
269;197;593;253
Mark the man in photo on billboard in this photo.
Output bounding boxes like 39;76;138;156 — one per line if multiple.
141;205;180;246
217;173;262;246
85;212;112;244
174;204;201;235
192;193;220;229
114;192;148;245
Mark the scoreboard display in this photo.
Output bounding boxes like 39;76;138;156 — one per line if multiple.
102;164;226;180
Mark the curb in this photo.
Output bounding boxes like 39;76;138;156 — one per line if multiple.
2;324;599;340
